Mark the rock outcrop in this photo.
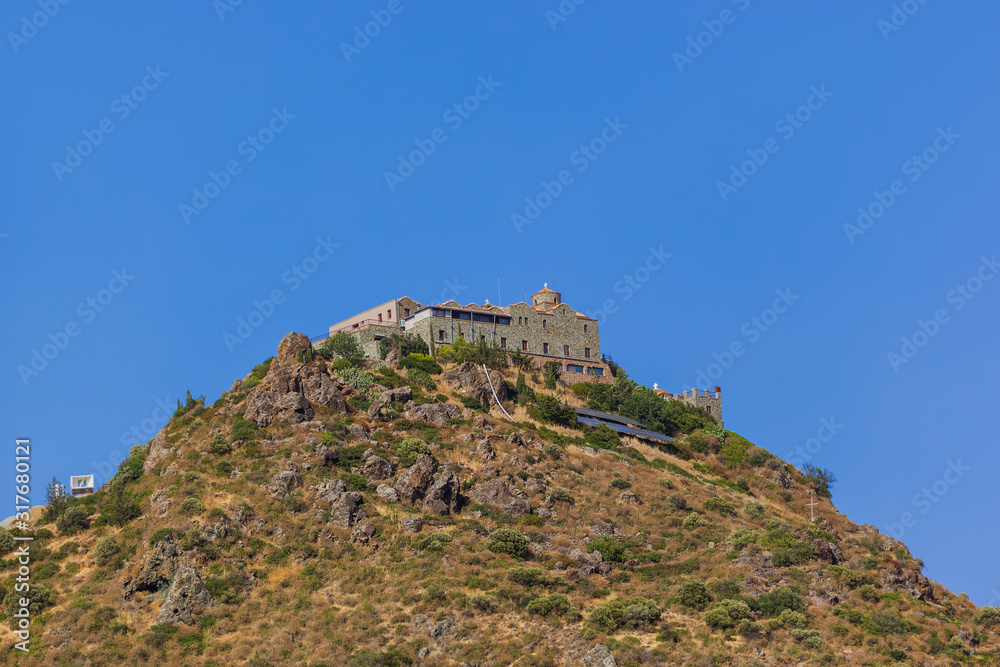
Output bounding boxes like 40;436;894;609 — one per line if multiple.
367;386;413;420
442;362;509;411
359;454;394;482
403;402;462;425
394;454;438;502
122;539;213;626
423;470;460;515
471;478;531;517
311;479;363;528
276;332;313;365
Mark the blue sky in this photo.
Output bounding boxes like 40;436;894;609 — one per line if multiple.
2;1;997;604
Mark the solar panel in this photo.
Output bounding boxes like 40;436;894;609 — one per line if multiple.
576;416;675;443
574;406;644;427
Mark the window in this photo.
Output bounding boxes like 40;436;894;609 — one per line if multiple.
497;317;510;326
501;337;506;348
584;347;591;359
432;308;448;317
438;330;445;341
473;313;491;322
543;319;547;329
706;406;712;415
404;308;410;317
518;317;522;325
480;335;485;342
378;313;383;322
387;310;392;320
522;340;528;351
543;342;549;354
587;367;604;376
563;345;570;356
584;324;588;333
567;364;584;373
454;311;471;320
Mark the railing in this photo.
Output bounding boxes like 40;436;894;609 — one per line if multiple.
325;319;403;336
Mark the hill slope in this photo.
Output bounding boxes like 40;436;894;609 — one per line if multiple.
3;333;998;667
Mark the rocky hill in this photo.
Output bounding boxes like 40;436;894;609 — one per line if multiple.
3;332;998;667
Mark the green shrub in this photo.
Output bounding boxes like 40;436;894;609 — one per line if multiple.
686;433;708;454
378;332;428;360
469;593;500;613
391;438;431;468
348;649;413;667
677;581;712;610
610;478;631;490
215;460;233;478
0;528;14;556
728;528;762;550
588;536;627;564
231;415;259;442
585;423;621;450
93;536;120;567
744;501;766;520
341;472;369;492
709;578;742;601
704;599;752;630
400;353;443;375
150;528;175;546
668;493;688;510
791;628;824;648
777;610;809;629
543;361;561;389
181;498;206;515
204;573;249;605
486;528;529;559
682;512;704;529
208;433;231;455
57;505;90;535
745;447;771;467
533;393;576;426
101;480;141;527
317;332;364;364
751;586;806;617
863;610;912;635
858;584;880;603
703;497;736;515
588;597;661;631
771;541;818;567
548;487;574;504
526;594;572;616
976;606;1000;627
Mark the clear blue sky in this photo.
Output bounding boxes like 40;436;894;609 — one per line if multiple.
2;2;997;604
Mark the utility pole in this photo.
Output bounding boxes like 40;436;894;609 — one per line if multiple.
807;489;819;522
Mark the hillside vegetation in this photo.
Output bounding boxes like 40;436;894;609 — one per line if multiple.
2;332;997;667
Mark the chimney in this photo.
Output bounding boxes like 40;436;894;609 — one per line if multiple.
715;386;721;399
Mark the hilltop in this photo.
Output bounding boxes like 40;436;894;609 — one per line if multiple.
2;332;998;667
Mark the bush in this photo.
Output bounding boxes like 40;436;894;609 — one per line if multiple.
976;606;1000;627
533;393;576;426
208;433;231;455
709;578;742;601
101;480;141;527
744;501;766;520
543;361;561;389
548;487;574;504
341;472;369;492
703;497;737;515
704;599;752;630
682;512;704;529
686;433;708;454
589;597;661;631
231;415;259;442
215;460;233;478
204;572;249;605
93;536;120;567
677;581;712;610
745;447;771;467
668;493;688;510
400;353;442;375
378;332;428;360
515;371;535;405
791;628;824;648
777;610;809;629
181;497;206;515
317;332;364;364
391;438;431;468
802;464;836;498
469;593;500;613
150;528;175;546
507;567;554;588
858;584;880;603
610;478;631;490
348;649;413;667
771;541;818;567
728;528;762;550
57;505;90;535
526;594;572;616
0;529;14;556
751;586;806;617
486;528;529;559
588;536;627;564
584;423;621;450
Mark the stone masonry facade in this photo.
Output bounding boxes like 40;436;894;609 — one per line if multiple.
654;386;723;428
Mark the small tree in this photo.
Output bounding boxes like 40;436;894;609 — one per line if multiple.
485;528;529;559
317;332;364;365
0;528;14;556
56;505;90;535
514;371;534;405
543;361;561;389
100;480;141;527
802;465;836;498
93;536;120;567
42;477;72;524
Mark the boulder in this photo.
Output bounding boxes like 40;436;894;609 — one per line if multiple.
351;523;376;544
615;491;641;505
269;462;303;498
347;424;368;440
311;479;363;528
583;644;618;667
394;454;438;502
159;564;213;626
276;332;313;365
569;548;613;577
771;467;794;490
442;362;510;411
403;402;462;425
149;489;171;518
315;444;338;468
376;484;399;502
359;455;395;482
812;539;842;565
525;478;547;494
471;478;531;517
367;386;414;420
243;391;313;427
402;517;424;533
423;470;460;515
143;428;171;474
473;439;495;463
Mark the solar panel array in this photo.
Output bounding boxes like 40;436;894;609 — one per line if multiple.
574;406;644;427
576;415;675;443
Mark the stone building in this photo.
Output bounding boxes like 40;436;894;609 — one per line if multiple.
326;285;612;378
653;385;723;428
